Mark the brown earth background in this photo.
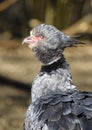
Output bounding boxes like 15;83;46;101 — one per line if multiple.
0;0;92;130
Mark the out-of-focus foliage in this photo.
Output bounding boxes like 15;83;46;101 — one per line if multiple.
0;0;92;38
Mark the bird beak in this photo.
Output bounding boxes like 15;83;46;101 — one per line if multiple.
22;36;33;45
22;30;36;45
22;35;39;49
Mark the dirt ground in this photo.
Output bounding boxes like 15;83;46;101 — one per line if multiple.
0;39;92;130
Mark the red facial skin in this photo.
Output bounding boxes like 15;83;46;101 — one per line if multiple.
22;35;45;49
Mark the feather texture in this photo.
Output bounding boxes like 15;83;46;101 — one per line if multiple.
25;91;92;130
23;24;92;130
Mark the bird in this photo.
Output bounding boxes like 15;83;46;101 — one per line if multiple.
22;24;92;130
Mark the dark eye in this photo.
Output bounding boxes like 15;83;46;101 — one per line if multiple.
40;35;44;39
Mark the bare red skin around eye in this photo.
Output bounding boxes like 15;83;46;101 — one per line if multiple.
35;36;42;41
27;36;42;44
22;35;45;46
32;36;45;44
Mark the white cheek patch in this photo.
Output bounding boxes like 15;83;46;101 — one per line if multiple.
28;43;37;49
30;31;34;36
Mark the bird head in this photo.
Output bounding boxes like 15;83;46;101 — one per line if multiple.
22;24;84;65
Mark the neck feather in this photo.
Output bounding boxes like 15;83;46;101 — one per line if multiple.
33;47;63;65
41;55;66;72
32;55;76;102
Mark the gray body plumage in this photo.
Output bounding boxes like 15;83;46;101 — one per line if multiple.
24;57;92;130
23;24;92;130
32;56;76;102
25;91;92;130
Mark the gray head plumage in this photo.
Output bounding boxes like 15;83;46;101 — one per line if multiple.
22;24;84;65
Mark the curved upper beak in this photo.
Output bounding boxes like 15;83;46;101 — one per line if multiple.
22;35;39;49
22;36;33;45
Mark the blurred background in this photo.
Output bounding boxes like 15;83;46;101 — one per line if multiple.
0;0;92;130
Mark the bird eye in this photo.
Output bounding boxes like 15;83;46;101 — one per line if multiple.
40;35;45;39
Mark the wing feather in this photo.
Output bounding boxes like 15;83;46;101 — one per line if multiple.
25;90;92;130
